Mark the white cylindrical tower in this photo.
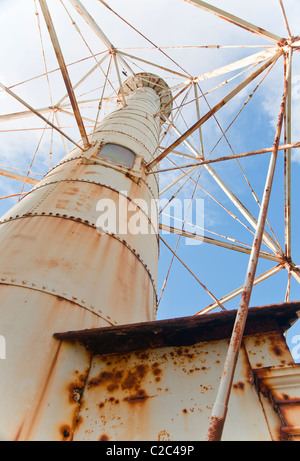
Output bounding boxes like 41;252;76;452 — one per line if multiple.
0;73;172;440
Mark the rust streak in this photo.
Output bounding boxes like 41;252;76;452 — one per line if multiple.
24;341;62;441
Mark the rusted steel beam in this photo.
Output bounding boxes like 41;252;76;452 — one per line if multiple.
286;262;300;285
0;193;27;200
206;50;291;442
0;106;52;123
38;0;90;149
148;141;300;174
146;50;283;171
193;83;205;158
159;166;198;196
195;47;278;83
112;53;127;107
67;0;135;77
279;0;292;39
68;0;114;50
0;168;39;185
0;82;83;150
196;264;284;315
159;223;282;263
284;50;292;259
184;0;284;44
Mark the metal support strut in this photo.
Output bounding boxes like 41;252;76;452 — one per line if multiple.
206;52;292;442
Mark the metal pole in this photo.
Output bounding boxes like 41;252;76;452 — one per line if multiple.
284;49;292;259
0;168;39;185
159;223;281;262
206;52;291;442
38;0;90;149
197;265;284;315
148;141;300;173
184;0;283;44
67;0;135;77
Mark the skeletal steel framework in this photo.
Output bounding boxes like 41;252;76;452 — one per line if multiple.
0;0;300;441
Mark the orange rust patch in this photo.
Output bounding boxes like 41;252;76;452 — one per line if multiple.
121;370;138;390
60;425;71;440
88;370;123;389
272;346;282;356
233;381;245;391
124;389;150;404
158;430;171;441
89;364;151;396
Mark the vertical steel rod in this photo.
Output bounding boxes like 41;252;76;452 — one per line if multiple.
284;49;292;259
206;52;291;442
193;82;205;159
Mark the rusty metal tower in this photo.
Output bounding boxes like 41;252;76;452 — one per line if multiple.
1;0;300;441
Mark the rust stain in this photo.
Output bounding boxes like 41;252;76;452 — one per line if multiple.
56;199;70;210
151;362;162;382
64;187;80;196
68;372;87;404
233;381;245;391
89;363;151;395
23;342;62;441
271;345;282;357
88;370;124;390
135;352;149;360
121;370;139;390
75;415;84;429
124;389;150;404
136;364;148;379
157;430;171;441
14;421;25;441
99;434;110;441
60;425;71;441
68;382;84;404
206;415;225;442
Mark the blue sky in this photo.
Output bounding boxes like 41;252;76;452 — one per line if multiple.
0;0;300;358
